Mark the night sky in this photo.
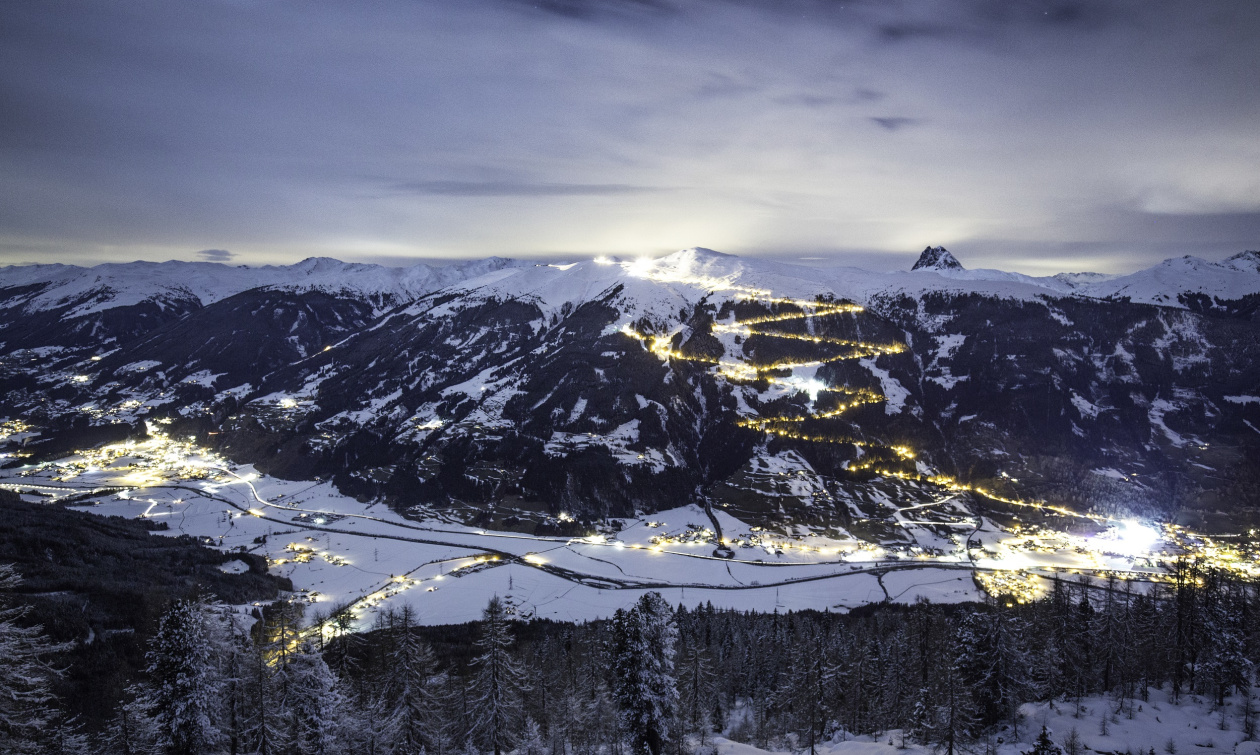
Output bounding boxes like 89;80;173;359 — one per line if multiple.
2;0;1258;273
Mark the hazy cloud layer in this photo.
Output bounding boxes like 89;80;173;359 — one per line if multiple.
1;0;1257;273
195;249;234;262
389;181;663;198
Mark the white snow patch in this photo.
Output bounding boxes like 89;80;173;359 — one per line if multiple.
1091;468;1127;481
1224;394;1259;404
933;333;965;361
118;360;162;373
858;357;908;414
567;397;587;424
181;370;225;388
1148;399;1187;446
1069;391;1100;419
218;559;250;574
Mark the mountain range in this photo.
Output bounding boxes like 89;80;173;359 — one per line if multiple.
3;246;1259;535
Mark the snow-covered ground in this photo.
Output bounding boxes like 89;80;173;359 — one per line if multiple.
5;428;1248;630
709;687;1260;754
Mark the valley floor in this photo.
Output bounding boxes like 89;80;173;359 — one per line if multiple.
1;429;1253;630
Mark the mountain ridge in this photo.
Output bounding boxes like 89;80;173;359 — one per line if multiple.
4;246;1260;536
7;247;1260;319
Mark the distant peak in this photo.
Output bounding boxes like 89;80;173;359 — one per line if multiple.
674;247;735;259
294;256;351;270
911;246;963;271
1224;250;1260;272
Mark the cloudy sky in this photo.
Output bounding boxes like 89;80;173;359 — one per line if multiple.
2;0;1258;273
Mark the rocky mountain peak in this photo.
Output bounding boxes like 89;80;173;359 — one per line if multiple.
1224;250;1260;272
911;246;963;271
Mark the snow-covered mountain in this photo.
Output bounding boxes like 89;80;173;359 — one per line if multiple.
910;245;963;271
1070;250;1260;308
0;256;523;355
4;247;1259;535
0;256;522;318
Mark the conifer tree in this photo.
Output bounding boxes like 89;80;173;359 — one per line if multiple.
676;634;716;737
208;608;252;755
611;592;679;755
469;596;527;755
1024;725;1063;755
380;605;442;755
785;631;827;755
519;717;546;755
1201;573;1252;706
282;639;348;755
244;628;284;755
923;652;975;755
100;702;148;755
955;604;1037;735
0;564;65;755
134;597;223;755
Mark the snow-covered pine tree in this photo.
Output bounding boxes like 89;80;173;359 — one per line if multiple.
821;627;852;739
134;596;224;755
468;596;528;755
282;639;348;755
0;564;66;755
1169;556;1201;702
1023;725;1063;755
925;651;976;755
907;685;934;745
784;628;827;755
379;604;442;755
244;629;284;755
41;717;91;755
878;623;913;734
1095;574;1129;695
519;717;546;755
611;592;679;755
570;643;617;755
955;603;1038;737
1200;572;1252;706
675;632;716;738
207;605;253;755
99;700;149;755
324;603;362;681
1130;588;1164;700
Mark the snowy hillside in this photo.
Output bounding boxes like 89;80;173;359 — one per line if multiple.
0;255;523;317
1074;250;1260;307
4;245;1260;537
4;246;1257;322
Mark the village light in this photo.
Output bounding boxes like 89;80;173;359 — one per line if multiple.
1103;520;1161;556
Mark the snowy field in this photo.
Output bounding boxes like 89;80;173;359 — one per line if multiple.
1;430;1245;630
709;687;1260;755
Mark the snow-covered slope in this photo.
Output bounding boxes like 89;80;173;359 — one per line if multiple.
5;245;1260;534
0;256;523;317
1071;250;1260;306
4;246;1257;323
485;245;1260;311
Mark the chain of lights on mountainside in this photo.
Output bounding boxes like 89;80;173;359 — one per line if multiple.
613;257;1259;601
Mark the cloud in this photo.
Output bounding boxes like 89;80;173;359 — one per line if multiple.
388;181;664;197
196;249;234;262
502;0;676;21
0;0;1258;274
870;117;919;131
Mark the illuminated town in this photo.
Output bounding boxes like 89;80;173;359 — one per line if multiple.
2;417;1255;634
